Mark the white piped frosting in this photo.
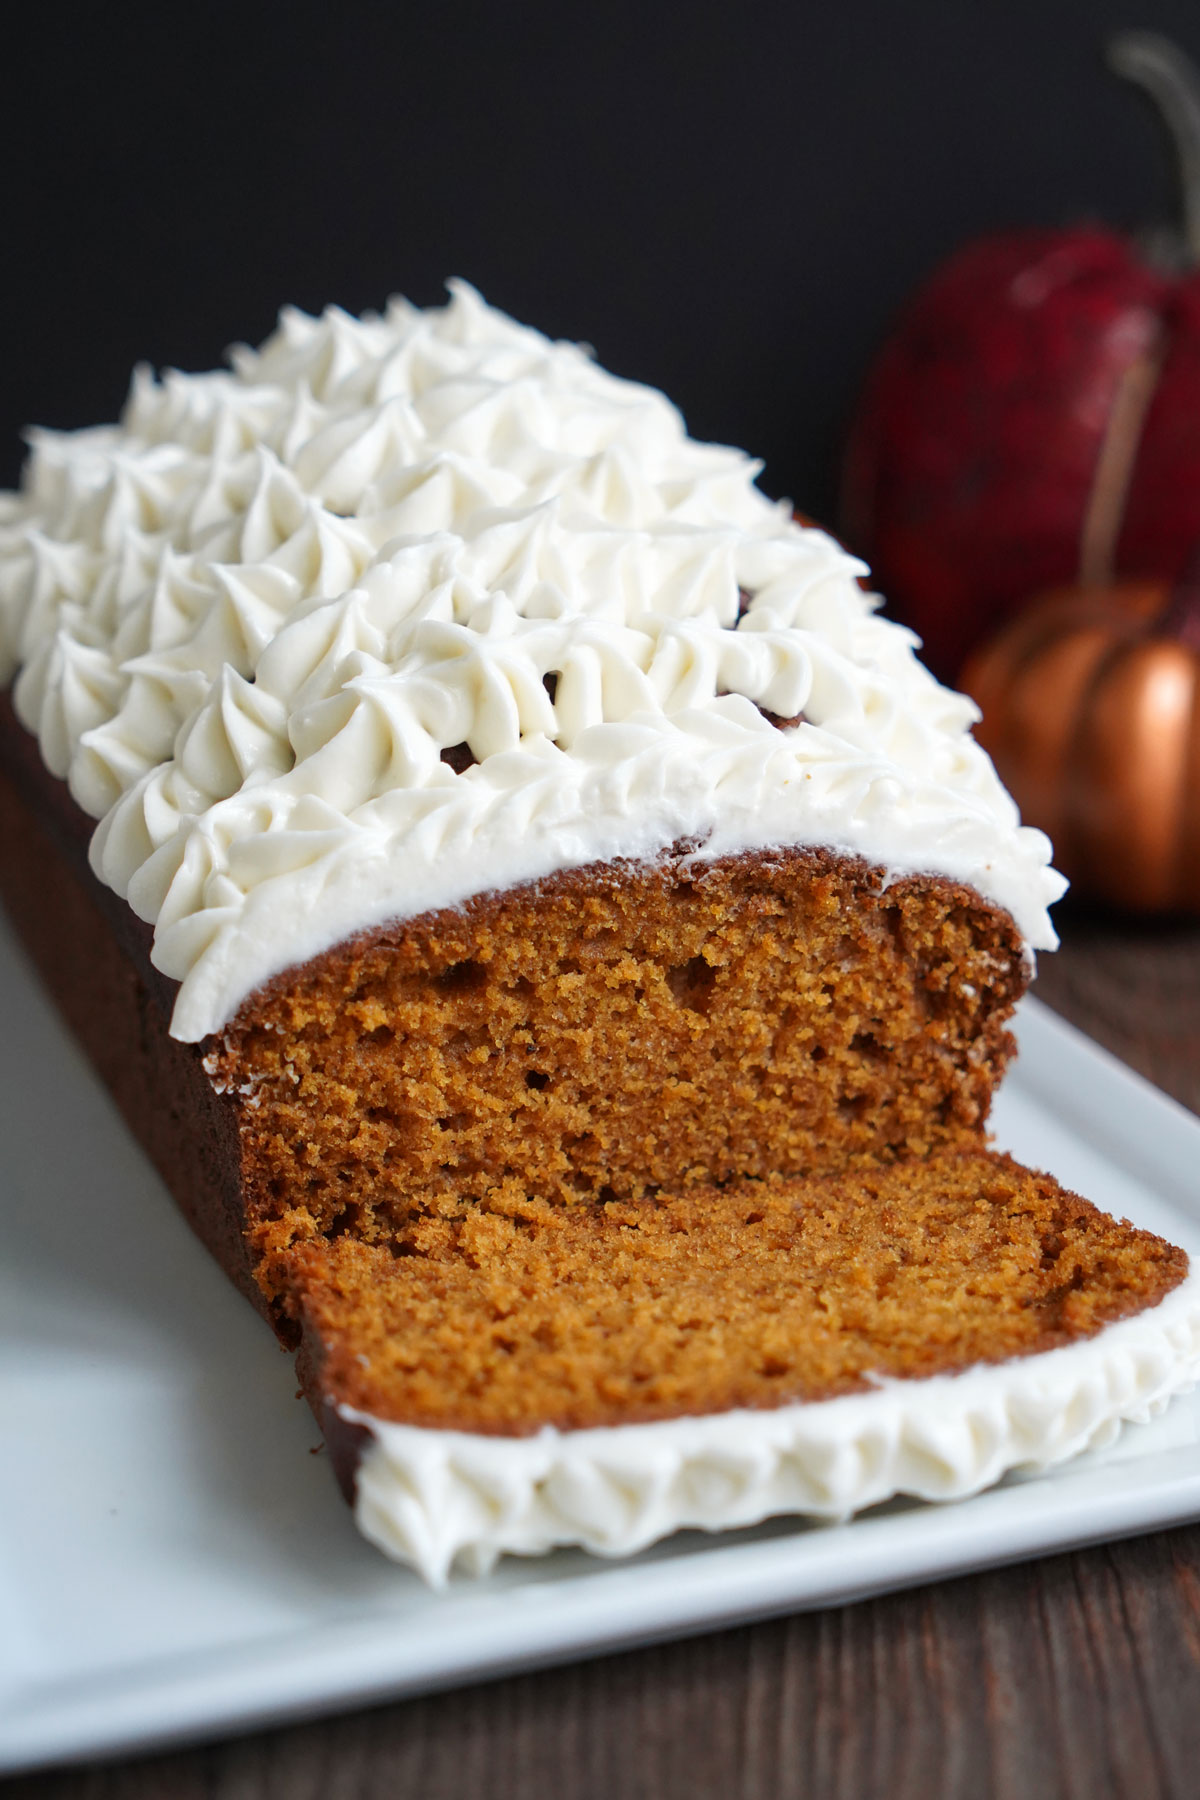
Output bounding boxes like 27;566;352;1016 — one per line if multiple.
0;282;1064;1040
349;1266;1200;1584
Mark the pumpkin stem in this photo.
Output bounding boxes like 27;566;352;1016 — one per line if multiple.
1077;334;1164;588
1157;544;1200;650
1108;32;1200;268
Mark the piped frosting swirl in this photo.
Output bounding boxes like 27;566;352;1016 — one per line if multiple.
0;282;1063;1041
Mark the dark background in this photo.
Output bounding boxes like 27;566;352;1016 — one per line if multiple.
4;0;1200;523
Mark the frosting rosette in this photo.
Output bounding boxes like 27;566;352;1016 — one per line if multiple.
0;282;1064;1039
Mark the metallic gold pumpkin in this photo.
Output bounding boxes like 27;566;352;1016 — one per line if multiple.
961;580;1200;912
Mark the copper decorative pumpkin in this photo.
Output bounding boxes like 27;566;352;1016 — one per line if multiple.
961;577;1200;912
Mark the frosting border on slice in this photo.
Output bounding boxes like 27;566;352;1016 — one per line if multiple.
345;1263;1200;1584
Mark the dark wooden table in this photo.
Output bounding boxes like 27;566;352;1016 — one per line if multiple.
10;911;1200;1800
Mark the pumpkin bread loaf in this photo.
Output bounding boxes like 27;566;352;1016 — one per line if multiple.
0;286;1192;1578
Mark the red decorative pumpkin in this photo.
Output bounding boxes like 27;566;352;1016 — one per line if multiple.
841;33;1200;682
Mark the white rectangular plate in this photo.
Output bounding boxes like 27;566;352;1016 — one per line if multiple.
4;912;1200;1775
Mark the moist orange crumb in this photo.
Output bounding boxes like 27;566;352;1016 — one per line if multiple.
206;846;1028;1315
182;845;1185;1437
281;1151;1185;1433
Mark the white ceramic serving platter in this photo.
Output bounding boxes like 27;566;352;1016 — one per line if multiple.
4;913;1200;1777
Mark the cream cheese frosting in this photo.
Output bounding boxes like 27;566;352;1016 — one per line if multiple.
0;282;1064;1041
349;1264;1200;1584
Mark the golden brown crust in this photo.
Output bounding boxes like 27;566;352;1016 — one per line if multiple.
0;698;263;1316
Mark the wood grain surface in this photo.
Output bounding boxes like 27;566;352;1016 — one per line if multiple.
10;906;1200;1800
